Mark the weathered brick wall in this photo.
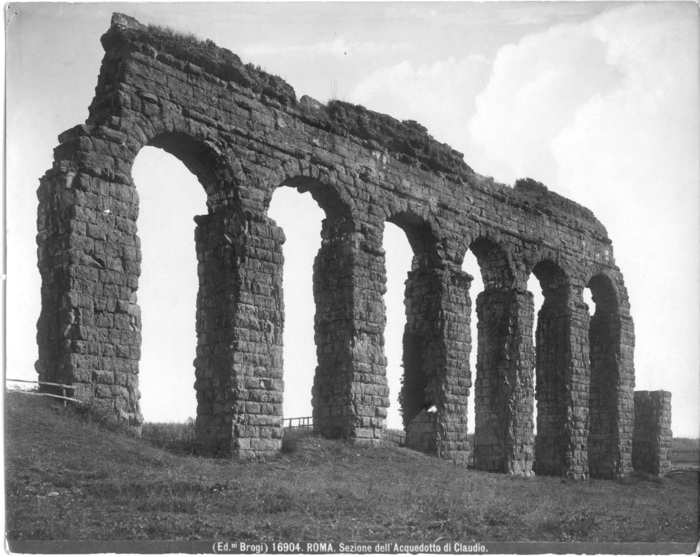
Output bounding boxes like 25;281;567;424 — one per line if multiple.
35;13;641;474
633;391;672;476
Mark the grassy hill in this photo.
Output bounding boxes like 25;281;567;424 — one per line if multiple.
5;392;698;542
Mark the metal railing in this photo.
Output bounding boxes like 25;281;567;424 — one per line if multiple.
284;416;313;429
6;379;78;406
282;419;412;449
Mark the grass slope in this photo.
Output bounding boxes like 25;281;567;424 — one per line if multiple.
5;393;698;542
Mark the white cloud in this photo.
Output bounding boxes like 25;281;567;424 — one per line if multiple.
348;57;491;152
468;19;620;185
243;37;409;58
553;3;699;203
468;3;700;435
551;6;699;419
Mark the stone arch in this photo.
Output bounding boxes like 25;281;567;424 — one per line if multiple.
266;175;354;221
129;130;252;457
385;211;441;430
469;236;515;290
384;211;471;463
585;273;629;478
147;133;231;196
529;258;590;478
530;258;571;304
587;273;620;313
261;175;376;441
121;120;242;206
35;120;255;456
387;210;441;259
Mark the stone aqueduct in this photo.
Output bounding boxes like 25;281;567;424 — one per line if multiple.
36;14;640;479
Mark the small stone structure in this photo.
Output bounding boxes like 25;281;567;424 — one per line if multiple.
632;391;672;476
405;409;439;454
36;13;648;478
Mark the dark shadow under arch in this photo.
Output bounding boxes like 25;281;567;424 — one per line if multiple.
146;132;233;199
531;259;570;304
471;238;533;474
383;213;442;430
530;259;573;476
588;274;619;313
469;237;514;290
586;274;623;478
387;211;440;258
382;212;472;463
278;176;353;221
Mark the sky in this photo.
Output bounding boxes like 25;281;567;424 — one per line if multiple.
5;2;699;437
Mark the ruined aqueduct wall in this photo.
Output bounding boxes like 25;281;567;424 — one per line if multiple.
632;391;672;476
36;14;637;479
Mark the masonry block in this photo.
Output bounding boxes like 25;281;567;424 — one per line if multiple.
633;391;672;476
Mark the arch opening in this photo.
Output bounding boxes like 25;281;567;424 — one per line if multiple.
461;249;482;442
527;273;544;435
266;185;325;426
131;145;207;425
146;132;230;199
278;176;353;222
383;222;415;431
384;213;442;432
265;177;360;441
383;215;471;462
387;212;439;259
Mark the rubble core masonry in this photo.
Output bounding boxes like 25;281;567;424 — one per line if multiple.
37;13;652;479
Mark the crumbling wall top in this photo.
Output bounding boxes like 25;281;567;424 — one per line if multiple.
103;12;607;238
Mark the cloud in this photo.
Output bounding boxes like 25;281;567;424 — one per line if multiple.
467;3;699;434
243;37;409;58
348;56;491;152
468;19;621;186
469;2;698;193
551;5;699;401
552;3;699;206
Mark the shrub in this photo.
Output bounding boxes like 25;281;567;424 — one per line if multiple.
281;429;302;454
146;23;202;45
71;398;134;436
514;177;548;194
141;419;197;456
671;437;699;452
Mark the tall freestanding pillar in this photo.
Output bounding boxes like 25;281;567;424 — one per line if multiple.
535;283;590;479
402;255;472;464
312;219;390;444
194;210;286;458
633;390;672;476
474;288;535;475
36;125;144;427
